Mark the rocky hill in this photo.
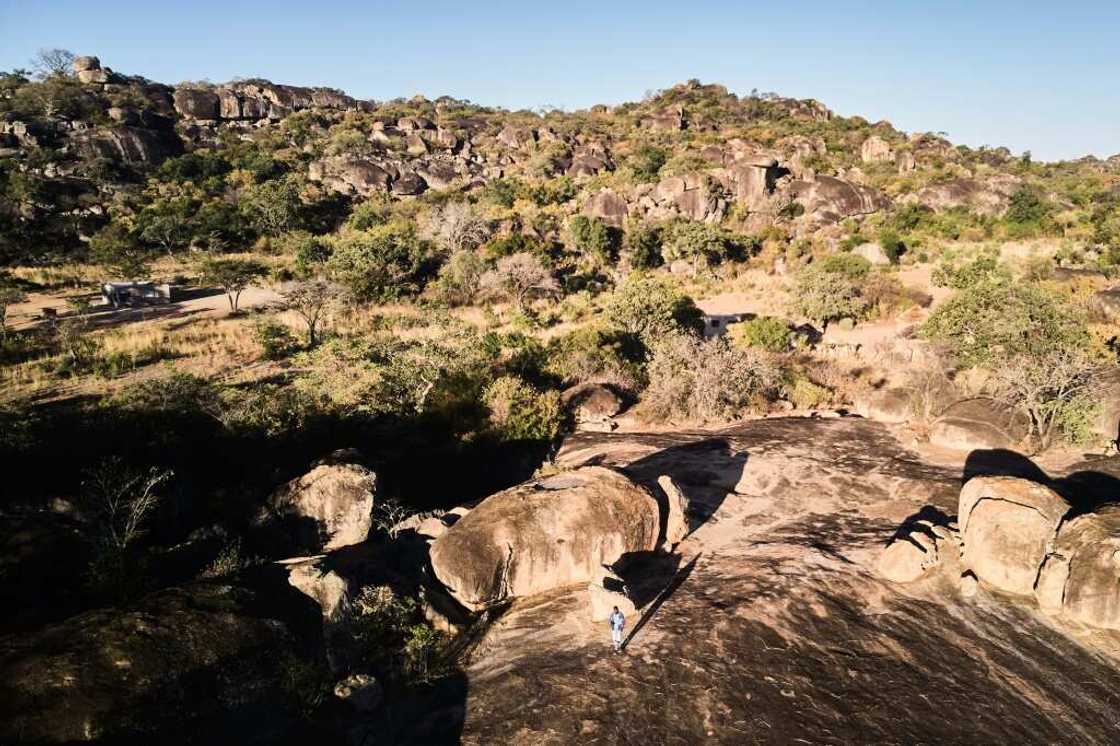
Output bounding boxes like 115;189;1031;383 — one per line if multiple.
4;55;1118;266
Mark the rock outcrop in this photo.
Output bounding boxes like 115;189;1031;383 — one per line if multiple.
173;81;360;122
0;575;323;743
788;175;889;222
929;398;1030;451
429;467;661;610
587;565;636;621
1035;505;1120;629
912;175;1021;216
958;476;1069;595
877;517;961;583
257;454;376;554
861;135;894;164
562;382;624;431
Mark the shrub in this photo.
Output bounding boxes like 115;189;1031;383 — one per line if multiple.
254;318;298;360
643;335;782;423
281;231;331;278
544;325;643;389
431;249;485;305
728;316;792;352
791;264;868;326
628;144;668;182
605;275;704;343
567;215;621;267
482;375;562;441
931;251;1009;289
482;233;542;260
922;280;1086;367
1005;186;1054;232
786;375;833;410
325;222;430;301
819;253;871;279
347;194;393;231
878;229;904;264
624;222;663;269
662;220;753;267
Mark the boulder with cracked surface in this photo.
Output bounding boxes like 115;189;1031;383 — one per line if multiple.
958;476;1069;596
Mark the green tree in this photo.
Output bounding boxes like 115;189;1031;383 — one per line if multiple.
240;176;303;237
791;263;868;326
624;221;663;269
628;144;668;182
199;257;270;313
325;223;429;301
89;223;152;280
135;197;196;257
567;215;620;267
663;220;753;268
605;275;704;343
921;280;1085;368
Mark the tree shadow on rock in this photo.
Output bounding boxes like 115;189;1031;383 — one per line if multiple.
962;448;1120;517
962;448;1051;484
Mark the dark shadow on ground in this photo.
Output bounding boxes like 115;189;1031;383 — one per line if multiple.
963;448;1120;516
622;438;748;538
622;553;700;651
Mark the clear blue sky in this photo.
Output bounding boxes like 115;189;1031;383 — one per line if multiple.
2;0;1117;161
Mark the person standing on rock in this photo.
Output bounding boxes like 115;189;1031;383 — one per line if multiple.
608;606;626;653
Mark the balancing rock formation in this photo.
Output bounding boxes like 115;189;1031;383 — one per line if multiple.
879;474;1120;632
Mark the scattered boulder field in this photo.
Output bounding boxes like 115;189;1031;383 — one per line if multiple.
8;418;1120;743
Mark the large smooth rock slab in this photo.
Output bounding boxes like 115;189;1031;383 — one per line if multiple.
430;467;660;610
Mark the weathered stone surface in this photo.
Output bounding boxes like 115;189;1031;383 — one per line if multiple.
855;387;911;424
913;175;1020;216
1037;505;1120;629
861;135;894;163
878;538;934;583
642;105;684;131
583;189;629;226
283;555;351;620
959;570;979;597
562;382;624;426
658;475;689;547
257;459;376;554
308;157;391;196
497;125;536;150
588;565;636;621
173;88;220;119
788;175;889;222
72;55;101;72
334;673;382;712
391;171;427;196
929;398;1030;451
77;68;110;84
958;476;1069;596
430;467;660;610
896;151;916;173
74;125;181;165
852;241;891;265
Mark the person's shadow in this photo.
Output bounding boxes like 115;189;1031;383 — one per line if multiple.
621;553;701;651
